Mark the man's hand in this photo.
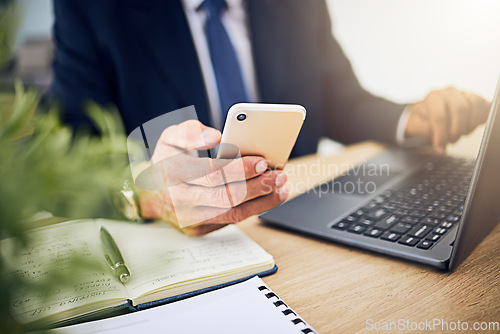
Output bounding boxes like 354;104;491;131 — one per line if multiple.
136;120;288;236
405;87;490;153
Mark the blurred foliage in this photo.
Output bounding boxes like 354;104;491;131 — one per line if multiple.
0;83;132;332
0;0;19;70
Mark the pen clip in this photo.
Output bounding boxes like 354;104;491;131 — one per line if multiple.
104;254;125;270
104;254;115;270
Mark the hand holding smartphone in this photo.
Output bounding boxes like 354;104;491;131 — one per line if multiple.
217;103;306;168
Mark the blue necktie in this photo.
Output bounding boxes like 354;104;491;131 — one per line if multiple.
202;0;249;119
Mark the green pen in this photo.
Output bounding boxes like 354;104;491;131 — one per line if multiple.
100;227;130;283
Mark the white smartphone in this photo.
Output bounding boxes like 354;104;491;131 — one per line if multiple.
217;103;306;168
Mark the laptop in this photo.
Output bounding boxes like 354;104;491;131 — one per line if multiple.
260;79;500;270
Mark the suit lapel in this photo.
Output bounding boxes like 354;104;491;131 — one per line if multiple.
247;0;289;103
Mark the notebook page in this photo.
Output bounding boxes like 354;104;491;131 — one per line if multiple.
46;276;314;334
1;221;127;326
97;220;275;302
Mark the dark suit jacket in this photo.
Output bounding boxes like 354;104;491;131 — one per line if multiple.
50;0;404;157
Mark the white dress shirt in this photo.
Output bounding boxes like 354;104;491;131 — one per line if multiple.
181;0;413;144
182;0;259;129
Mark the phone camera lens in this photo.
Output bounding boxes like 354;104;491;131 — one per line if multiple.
236;114;246;121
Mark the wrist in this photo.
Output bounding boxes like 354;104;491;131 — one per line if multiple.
114;179;142;221
397;104;429;147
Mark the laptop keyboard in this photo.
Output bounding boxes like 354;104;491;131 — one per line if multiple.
331;157;475;250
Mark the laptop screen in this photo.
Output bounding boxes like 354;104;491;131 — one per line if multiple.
450;78;500;269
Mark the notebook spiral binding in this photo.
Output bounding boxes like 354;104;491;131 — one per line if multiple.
258;285;315;334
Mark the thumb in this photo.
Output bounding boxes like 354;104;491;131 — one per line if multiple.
202;127;222;149
160;120;221;150
151;120;221;163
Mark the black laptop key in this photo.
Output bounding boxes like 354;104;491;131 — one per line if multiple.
348;224;366;234
344;215;357;223
434;227;447;235
367;208;387;220
429;212;446;220
382;203;396;211
358;218;374;226
402;203;415;210
401;216;419;225
390;223;412;234
409;210;428;219
380;231;401;242
417;240;434;250
364;228;384;238
438;205;453;213
398;236;420;247
352;209;367;217
393;209;409;216
425;233;441;242
444;200;458;207
408;224;432;238
331;220;350;230
374;215;399;230
429;199;442;207
420;217;440;226
440;221;453;229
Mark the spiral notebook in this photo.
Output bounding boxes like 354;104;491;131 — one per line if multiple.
48;276;315;334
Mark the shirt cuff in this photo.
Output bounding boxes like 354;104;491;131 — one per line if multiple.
396;106;428;147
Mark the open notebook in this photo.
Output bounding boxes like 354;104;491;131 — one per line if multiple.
46;276;316;334
1;220;276;329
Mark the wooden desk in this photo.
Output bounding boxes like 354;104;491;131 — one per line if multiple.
239;132;500;333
